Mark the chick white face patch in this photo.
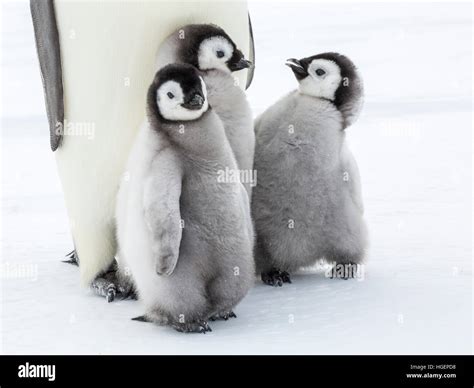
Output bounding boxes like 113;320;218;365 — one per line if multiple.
298;59;342;100
198;36;234;73
156;78;208;121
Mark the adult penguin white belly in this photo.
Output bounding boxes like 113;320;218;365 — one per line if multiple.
31;0;254;286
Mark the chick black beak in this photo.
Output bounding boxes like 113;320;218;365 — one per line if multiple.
285;58;308;79
182;92;204;110
229;58;253;72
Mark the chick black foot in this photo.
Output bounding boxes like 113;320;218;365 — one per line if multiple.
172;320;212;334
209;311;237;321
261;269;292;287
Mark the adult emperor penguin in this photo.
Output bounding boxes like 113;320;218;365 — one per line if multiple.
30;0;255;287
252;53;368;286
116;64;255;333
155;24;256;195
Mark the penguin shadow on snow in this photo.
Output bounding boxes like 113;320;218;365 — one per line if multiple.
211;267;369;336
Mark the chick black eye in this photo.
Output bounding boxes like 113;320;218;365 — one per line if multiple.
315;68;326;76
216;50;225;58
167;92;175;99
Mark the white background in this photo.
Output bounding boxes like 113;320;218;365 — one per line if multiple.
1;0;472;354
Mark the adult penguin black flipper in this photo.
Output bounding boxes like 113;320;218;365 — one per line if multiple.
30;0;64;151
30;1;82;271
245;13;255;90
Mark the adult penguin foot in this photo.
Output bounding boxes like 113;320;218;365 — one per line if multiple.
91;261;137;302
62;249;79;266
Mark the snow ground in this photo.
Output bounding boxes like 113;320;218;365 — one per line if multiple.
1;1;472;354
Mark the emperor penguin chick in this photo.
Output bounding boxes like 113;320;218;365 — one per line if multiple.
116;64;255;333
156;24;255;195
252;53;368;286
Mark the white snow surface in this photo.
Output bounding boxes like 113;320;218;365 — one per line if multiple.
1;1;472;354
